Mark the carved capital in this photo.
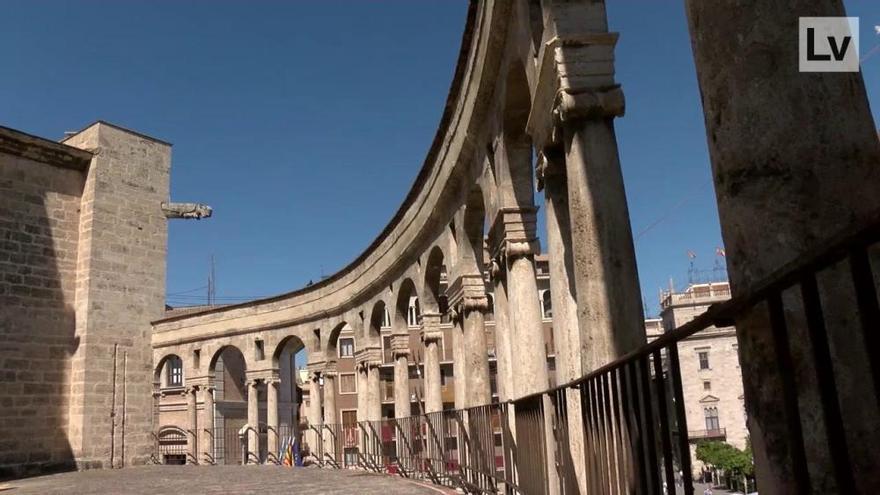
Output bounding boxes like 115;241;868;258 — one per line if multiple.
487;207;538;260
354;346;382;369
419;312;443;342
527;30;623;150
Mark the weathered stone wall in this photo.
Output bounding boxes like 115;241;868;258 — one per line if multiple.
61;122;170;469
0;146;86;477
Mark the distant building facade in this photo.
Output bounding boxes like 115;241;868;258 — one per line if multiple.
646;281;747;478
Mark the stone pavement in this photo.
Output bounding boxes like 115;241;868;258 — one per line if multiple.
0;465;452;494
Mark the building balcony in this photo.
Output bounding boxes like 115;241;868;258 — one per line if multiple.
688;428;726;440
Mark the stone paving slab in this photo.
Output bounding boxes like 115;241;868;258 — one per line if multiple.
0;465;452;494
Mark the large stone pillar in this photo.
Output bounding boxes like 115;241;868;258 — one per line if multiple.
246;379;260;464
685;1;880;492
266;378;279;464
367;363;382;420
540;149;587;494
185;385;198;465
393;347;411;418
356;346;383;422
356;365;368;422
323;371;337;463
448;274;491;407
201;385;215;465
462;303;491;406
420;313;443;413
308;372;322;463
490;277;512;402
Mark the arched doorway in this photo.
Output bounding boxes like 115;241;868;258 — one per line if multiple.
272;336;308;465
209;346;247;464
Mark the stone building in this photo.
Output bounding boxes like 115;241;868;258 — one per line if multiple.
646;281;746;479
0;122;172;477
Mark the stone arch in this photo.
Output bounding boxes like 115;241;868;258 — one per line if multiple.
394;278;419;333
460;184;488;276
154;353;185;388
499;59;535;209
272;335;306;369
367;300;388;344
209;345;248;399
324;321;349;360
422;245;447;315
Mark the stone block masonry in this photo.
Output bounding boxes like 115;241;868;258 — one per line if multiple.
0;122;171;478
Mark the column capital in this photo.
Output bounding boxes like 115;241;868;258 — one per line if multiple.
354;345;382;369
390;334;410;359
527;30;624;150
419;312;444;342
487;207;540;264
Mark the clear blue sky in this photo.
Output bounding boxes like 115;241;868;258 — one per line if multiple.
3;1;879;317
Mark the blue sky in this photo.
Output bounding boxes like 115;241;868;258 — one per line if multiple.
3;1;879;317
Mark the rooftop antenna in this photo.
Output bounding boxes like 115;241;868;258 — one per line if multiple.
687;250;697;284
207;255;216;306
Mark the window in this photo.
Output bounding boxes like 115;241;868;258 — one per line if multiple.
342;410;358;427
339;338;355;358
541;290;553;320
339;373;357;394
167;356;183;387
698;351;710;370
703;380;711;391
704;407;720;431
407;297;420;327
381;307;392;328
255;339;265;361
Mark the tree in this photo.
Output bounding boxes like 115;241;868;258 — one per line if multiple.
695;440;754;486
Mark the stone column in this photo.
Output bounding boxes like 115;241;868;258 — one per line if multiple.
451;317;468;410
461;300;491;406
540;149;588;493
201;385;215;465
420;313;443;413
308;373;322;463
367;363;382;420
356;365;368;422
490;277;512;402
246;379;260;464
393;345;411;418
323;371;337;463
685;1;880;491
185;385;198;465
558;60;645;373
505;248;549;397
266;378;279;464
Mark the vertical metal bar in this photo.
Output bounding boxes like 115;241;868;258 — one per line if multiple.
800;274;856;492
608;368;628;494
593;377;610;494
667;344;694;495
584;379;600;494
848;247;880;405
621;362;647;495
639;356;661;495
601;373;620;495
767;292;811;492
652;350;675;495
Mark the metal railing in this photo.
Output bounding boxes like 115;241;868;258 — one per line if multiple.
303;219;880;493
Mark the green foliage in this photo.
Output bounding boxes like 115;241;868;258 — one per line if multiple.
695;440;753;477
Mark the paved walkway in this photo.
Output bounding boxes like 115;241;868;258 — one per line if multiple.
0;465;451;494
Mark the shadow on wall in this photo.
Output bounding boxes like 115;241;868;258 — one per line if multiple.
0;154;83;480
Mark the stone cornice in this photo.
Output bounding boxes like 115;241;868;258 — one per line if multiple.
0;125;93;171
419;313;443;342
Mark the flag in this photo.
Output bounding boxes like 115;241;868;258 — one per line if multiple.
715;247;726;257
686;250;697;260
